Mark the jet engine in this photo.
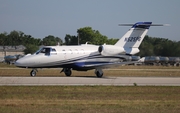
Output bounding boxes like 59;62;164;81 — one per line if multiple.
98;45;125;56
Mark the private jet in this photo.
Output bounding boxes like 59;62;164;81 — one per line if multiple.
15;22;166;77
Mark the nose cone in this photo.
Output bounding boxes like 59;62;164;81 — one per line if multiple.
15;54;33;67
15;59;25;67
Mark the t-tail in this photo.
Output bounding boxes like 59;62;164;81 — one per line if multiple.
115;22;167;55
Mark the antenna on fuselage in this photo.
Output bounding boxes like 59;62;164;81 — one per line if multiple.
57;42;60;46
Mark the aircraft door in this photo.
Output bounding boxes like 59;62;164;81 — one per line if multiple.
45;48;51;56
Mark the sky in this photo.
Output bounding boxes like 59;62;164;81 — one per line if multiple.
0;0;180;41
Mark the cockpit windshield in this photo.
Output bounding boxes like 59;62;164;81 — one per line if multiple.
35;47;56;55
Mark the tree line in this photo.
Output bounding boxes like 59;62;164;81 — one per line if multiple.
138;36;180;57
0;27;180;57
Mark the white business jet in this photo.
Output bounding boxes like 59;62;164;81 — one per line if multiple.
15;22;166;77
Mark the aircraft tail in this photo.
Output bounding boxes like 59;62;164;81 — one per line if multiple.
115;22;166;55
115;22;152;54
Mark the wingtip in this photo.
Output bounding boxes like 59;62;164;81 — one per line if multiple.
163;24;170;26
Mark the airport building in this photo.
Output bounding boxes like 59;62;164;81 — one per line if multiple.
0;45;25;57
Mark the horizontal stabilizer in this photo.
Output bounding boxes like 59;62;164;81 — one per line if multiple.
119;23;170;26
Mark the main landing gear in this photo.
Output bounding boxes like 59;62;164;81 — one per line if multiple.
60;68;72;76
30;68;103;78
95;68;103;78
61;68;104;78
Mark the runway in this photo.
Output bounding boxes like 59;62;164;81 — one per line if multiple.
0;77;180;86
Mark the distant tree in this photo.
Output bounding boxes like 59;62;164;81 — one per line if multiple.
138;41;154;56
77;27;108;45
42;35;62;46
55;37;63;45
0;32;8;46
22;34;41;46
138;35;180;57
8;30;23;46
64;34;78;45
106;38;119;45
23;44;39;54
1;30;180;57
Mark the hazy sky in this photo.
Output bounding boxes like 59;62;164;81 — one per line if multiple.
0;0;179;41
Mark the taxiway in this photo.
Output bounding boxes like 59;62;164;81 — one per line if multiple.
0;77;180;86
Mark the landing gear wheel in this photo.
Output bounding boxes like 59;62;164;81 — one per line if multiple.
64;68;72;76
96;71;103;78
95;68;103;78
30;70;36;77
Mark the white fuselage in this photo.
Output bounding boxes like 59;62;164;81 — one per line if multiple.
15;44;125;70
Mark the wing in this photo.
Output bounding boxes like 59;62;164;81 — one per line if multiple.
83;61;139;69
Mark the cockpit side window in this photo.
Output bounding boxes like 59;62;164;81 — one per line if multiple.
40;48;46;53
35;47;57;55
35;48;43;55
36;47;51;55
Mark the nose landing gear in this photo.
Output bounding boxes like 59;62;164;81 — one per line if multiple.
30;69;38;77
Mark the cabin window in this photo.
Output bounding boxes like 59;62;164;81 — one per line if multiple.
62;49;66;54
51;48;56;52
51;48;57;55
81;49;85;54
69;49;73;54
75;49;79;54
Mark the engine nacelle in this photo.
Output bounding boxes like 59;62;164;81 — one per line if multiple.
98;45;125;56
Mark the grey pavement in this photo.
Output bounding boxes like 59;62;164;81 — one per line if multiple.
0;77;180;86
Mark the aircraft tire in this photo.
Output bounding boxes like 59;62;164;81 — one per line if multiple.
30;70;36;77
64;68;72;76
96;71;103;78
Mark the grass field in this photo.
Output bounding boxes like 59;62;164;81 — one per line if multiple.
0;63;180;112
0;63;180;77
0;86;180;113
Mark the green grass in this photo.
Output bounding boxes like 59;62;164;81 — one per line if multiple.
0;63;16;68
0;86;179;113
0;63;180;112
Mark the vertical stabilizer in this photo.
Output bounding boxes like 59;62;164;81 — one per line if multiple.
115;22;152;54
